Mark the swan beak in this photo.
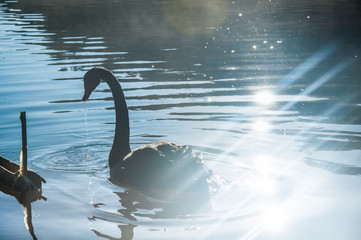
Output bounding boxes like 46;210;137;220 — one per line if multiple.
82;91;90;102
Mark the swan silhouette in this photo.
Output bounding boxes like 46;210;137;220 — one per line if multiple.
82;67;212;194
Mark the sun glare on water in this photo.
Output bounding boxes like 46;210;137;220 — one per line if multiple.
254;90;275;106
262;204;288;232
253;119;272;132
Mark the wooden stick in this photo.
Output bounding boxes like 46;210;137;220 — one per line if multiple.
20;111;27;176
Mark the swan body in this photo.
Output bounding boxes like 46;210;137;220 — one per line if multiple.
82;67;211;193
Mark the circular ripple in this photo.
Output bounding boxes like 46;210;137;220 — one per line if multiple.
35;143;110;172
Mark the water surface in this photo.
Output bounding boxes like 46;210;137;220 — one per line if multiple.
1;0;361;239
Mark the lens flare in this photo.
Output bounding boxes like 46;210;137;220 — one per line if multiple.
163;0;228;35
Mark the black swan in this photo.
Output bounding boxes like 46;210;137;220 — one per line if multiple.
82;67;212;194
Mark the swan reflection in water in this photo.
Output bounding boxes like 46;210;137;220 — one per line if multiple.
90;184;212;240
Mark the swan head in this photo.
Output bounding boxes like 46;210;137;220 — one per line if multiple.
82;68;102;102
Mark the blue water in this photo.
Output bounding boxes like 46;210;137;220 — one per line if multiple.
1;0;361;239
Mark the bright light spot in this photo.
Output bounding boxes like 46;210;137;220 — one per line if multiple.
207;97;212;102
248;176;276;195
262;205;287;232
246;155;278;195
263;40;268;44
254;155;275;176
307;15;310;19
270;45;274;49
238;13;243;16
252;45;257;50
231;50;235;53
253;119;272;132
276;40;282;44
254;91;275;105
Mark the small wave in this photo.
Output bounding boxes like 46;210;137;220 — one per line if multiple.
35;143;109;172
89;178;260;232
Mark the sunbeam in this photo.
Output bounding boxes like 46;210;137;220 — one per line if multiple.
280;56;355;112
277;43;337;90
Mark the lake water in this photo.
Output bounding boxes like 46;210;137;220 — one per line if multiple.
1;0;361;239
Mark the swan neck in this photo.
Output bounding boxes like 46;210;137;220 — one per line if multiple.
103;72;131;167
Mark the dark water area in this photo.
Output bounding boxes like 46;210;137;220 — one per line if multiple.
1;0;361;239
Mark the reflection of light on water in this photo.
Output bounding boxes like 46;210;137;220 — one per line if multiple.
254;155;275;176
254;91;275;105
246;155;278;195
247;176;277;195
262;205;287;232
253;119;272;132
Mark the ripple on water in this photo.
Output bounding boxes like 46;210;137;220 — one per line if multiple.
35;143;110;173
87;163;263;227
88;177;262;239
